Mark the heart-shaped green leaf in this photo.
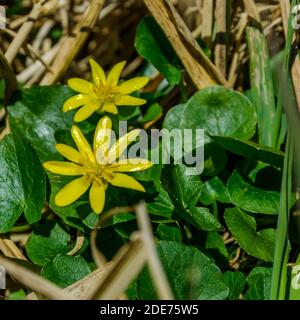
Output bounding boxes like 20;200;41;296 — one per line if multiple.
228;170;281;215
137;241;229;300
181;86;256;141
26;221;71;266
224;207;275;261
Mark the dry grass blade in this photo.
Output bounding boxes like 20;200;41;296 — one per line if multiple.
5;0;45;64
202;0;214;49
142;0;229;89
40;0;105;85
214;0;227;76
67;233;85;256
280;0;300;113
17;45;59;85
0;238;26;260
228;13;248;86
91;233;147;300
63;267;108;300
135;202;174;300
163;0;229;86
0;255;74;300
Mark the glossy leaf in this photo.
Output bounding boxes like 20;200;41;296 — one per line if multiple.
212;136;284;168
26;221;70;266
41;255;90;288
224;207;275;262
137;241;229;300
0;134;45;233
135;17;182;85
181;86;256;141
228;171;281;215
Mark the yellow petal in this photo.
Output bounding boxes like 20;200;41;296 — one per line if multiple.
74;103;100;122
56;144;82;164
63;94;93;112
93;116;112;160
102;102;118;114
89;180;105;214
118;77;149;94
71;126;95;164
55;176;91;207
114;95;147;106
43;161;84;176
108;173;145;192
89;58;106;85
68;78;94;95
107;159;153;172
107;129;141;163
107;61;126;85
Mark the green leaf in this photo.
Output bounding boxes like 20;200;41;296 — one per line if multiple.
135;17;182;85
183;207;221;231
8;289;27;300
246;26;276;147
212;136;284;168
26;221;70;266
228;170;281;215
147;183;174;218
205;231;228;259
224;207;275;262
163;104;228;177
162;164;203;209
163;104;185;131
0;134;45;233
8;85;75;162
244;267;272;300
200;177;231;205
156;223;182;242
140;103;162;123
41;255;90;288
181;86;256;141
203;142;228;177
223;271;246;300
137;241;228;300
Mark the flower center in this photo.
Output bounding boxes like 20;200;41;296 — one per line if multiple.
93;83;119;102
84;162;113;184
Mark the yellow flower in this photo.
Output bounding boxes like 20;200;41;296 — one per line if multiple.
63;59;149;122
43;116;153;214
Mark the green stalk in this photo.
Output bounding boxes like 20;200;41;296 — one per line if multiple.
271;0;300;300
270;134;292;300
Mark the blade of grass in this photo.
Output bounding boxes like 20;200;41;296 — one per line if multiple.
244;0;277;147
271;0;300;300
270;134;292;300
